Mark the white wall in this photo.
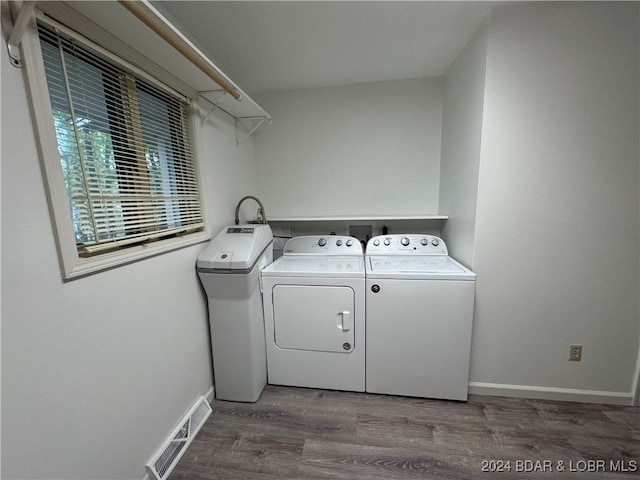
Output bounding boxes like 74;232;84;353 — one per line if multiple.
1;34;256;480
198;107;260;231
3;7;639;480
253;78;443;218
439;21;488;268
469;2;639;401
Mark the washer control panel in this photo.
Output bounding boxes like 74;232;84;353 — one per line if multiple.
366;234;448;255
283;235;363;255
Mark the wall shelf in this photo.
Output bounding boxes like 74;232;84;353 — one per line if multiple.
53;1;271;127
268;215;448;222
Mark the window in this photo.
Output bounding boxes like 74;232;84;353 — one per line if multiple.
39;22;203;257
21;13;208;279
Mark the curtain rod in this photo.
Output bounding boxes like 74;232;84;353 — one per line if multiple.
117;0;242;101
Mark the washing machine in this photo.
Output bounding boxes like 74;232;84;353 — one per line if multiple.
261;235;365;391
365;234;476;401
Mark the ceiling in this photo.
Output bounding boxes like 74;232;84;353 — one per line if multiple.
155;1;497;94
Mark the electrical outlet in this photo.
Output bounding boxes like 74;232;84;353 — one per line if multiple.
569;345;582;361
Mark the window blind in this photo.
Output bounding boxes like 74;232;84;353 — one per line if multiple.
38;22;204;256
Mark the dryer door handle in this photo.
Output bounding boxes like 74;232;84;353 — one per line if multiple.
340;310;352;332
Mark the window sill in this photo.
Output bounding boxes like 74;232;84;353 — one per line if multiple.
62;231;211;280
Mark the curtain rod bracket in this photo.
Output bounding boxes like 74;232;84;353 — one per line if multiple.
5;1;36;67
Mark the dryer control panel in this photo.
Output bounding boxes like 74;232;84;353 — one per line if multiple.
366;234;448;255
283;235;363;255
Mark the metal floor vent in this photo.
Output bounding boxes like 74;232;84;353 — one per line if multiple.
146;396;212;480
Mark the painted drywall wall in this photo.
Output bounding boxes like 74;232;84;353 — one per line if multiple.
253;78;443;218
198;106;261;230
439;21;488;268
0;35;256;480
469;2;639;400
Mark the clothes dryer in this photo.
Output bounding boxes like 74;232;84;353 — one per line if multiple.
365;234;476;401
261;235;365;391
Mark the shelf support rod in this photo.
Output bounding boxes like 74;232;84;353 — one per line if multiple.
199;90;228;125
246;117;267;137
117;0;242;101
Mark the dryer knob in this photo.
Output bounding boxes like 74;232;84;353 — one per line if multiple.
346;239;353;247
432;239;440;246
372;239;380;246
401;237;410;246
384;239;391;246
336;239;343;246
318;238;327;247
421;238;428;246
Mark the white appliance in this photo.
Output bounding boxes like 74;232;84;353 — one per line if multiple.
197;224;273;402
365;234;476;401
261;235;365;391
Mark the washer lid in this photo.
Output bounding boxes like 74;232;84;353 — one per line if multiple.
367;255;476;280
262;255;365;278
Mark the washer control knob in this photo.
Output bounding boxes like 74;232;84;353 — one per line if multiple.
432;238;440;246
318;238;327;247
336;239;343;246
372;239;380;246
421;238;429;246
401;237;410;246
384;238;391;246
346;239;353;247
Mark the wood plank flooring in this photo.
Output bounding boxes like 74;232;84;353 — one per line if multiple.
169;385;639;480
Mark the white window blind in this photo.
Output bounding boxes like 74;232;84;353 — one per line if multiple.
38;22;204;257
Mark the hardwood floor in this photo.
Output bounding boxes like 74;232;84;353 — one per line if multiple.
169;385;639;480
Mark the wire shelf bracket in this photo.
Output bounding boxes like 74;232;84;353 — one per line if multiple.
4;1;36;67
199;90;271;142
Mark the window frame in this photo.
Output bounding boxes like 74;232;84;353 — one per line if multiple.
21;6;210;280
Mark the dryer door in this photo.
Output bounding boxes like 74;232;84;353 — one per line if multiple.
272;285;355;353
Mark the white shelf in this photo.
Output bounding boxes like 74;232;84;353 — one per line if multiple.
59;2;270;123
268;215;448;222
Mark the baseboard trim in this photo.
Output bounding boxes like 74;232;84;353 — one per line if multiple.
468;382;634;406
204;385;215;404
632;351;640;406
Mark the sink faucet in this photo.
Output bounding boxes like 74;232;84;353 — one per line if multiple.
234;196;267;225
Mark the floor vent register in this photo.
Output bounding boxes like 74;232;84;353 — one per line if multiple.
146;395;212;480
